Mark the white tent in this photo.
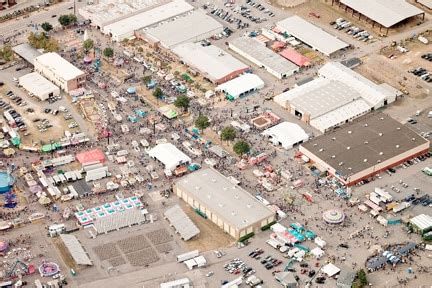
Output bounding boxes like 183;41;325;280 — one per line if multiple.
262;122;309;149
310;247;325;259
216;74;264;100
148;143;191;171
322;263;340;277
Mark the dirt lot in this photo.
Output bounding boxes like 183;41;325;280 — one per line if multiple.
181;202;235;252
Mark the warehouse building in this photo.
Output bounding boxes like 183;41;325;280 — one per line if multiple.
174;168;275;239
172;42;249;84
229;37;299;79
138;10;223;49
332;0;425;33
18;72;60;101
276;15;349;57
33;52;85;93
102;0;194;42
12;43;42;64
262;122;309;150
274;62;398;133
216;74;264;101
79;0;167;29
300;113;430;186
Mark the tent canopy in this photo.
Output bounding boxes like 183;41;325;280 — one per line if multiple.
76;149;105;165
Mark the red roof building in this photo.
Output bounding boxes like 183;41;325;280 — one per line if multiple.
279;48;311;67
76;149;105;165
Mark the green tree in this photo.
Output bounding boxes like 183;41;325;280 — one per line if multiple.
103;47;114;58
357;269;368;287
233;140;250;156
41;22;53;32
58;14;77;27
195;115;210;133
142;75;152;84
220;126;236;142
83;39;94;54
153;87;163;99
0;45;13;61
174;95;190;112
58;15;71;26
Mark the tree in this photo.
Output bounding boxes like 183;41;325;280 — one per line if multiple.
174;95;190;112
195;115;210;133
44;38;59;52
221;126;236;142
233;140;250;156
142;75;152;84
0;45;13;62
153;87;163;99
357;269;368;287
41;22;53;32
103;47;114;58
58;14;77;27
83;39;94;54
58;15;71;26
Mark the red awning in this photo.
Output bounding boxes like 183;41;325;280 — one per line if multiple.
76;149;105;165
279;48;311;67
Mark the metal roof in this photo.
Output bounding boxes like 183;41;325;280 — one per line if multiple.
18;73;59;101
172;42;249;83
34;52;84;81
276;16;349;56
12;43;42;64
102;0;193;40
144;10;223;48
175;168;275;230
410;214;432;231
417;0;432;9
229;37;299;76
340;0;424;28
279;48;311;67
60;234;92;266
262;122;309;149
164;205;200;241
301;113;430;177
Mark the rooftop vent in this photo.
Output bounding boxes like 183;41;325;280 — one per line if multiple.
242;219;248;224
396;144;400;148
331;155;336;159
412;138;416;141
207;194;212;199
348;167;352;170
223;187;228;191
377;160;381;163
331;137;336;141
379;152;383;155
338;162;344;166
211;178;217;183
348;130;352;134
364;141;369;144
347;146;351;150
319;148;324;152
364;124;368;127
313;143;317;146
218;203;224;208
246;204;252;208
195;186;201;190
379;133;383;136
364;159;368;162
234;195;239;200
231;212;237;216
380;117;384;120
397;127;401;130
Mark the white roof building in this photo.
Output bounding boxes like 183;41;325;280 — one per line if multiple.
18;72;60;101
410;214;432;232
59;234;92;266
274;62;397;133
142;10;223;48
340;0;424;28
276;15;349;56
148;143;191;171
102;0;194;42
322;263;341;277
216;73;264;100
262;122;309;150
79;0;166;28
229;37;299;79
172;42;249;84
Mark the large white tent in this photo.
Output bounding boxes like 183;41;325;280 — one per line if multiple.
148;143;191;171
262;122;309;149
216;73;264;100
